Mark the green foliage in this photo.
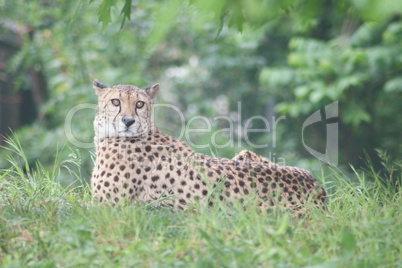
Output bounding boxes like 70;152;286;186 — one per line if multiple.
95;0;133;30
1;2;402;265
92;0;402;38
1;0;401;179
0;137;401;266
260;20;402;164
0;0;162;176
97;0;117;31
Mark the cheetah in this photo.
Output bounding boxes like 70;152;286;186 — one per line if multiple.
91;80;326;213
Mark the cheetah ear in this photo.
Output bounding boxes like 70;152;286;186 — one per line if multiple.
144;83;160;100
93;79;108;95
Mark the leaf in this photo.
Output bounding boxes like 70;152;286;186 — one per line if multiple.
120;0;132;29
309;90;324;103
228;3;244;32
294;85;310;99
259;68;296;88
350;22;376;46
98;0;116;31
275;103;291;115
215;14;225;41
384;77;402;92
336;74;367;95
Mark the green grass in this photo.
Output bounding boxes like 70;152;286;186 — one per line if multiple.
0;136;401;267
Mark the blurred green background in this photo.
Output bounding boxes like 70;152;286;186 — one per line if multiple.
0;0;401;184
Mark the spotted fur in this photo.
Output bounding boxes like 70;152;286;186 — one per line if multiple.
91;80;327;213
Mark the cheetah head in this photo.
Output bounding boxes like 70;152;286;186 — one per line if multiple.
93;79;159;143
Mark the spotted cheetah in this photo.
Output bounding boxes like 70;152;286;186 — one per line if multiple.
91;80;326;213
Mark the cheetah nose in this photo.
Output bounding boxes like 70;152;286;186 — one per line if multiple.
122;116;135;127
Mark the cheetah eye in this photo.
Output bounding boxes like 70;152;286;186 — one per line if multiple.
111;99;120;106
136;101;145;109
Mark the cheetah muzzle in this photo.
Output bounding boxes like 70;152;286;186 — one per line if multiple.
91;80;327;214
